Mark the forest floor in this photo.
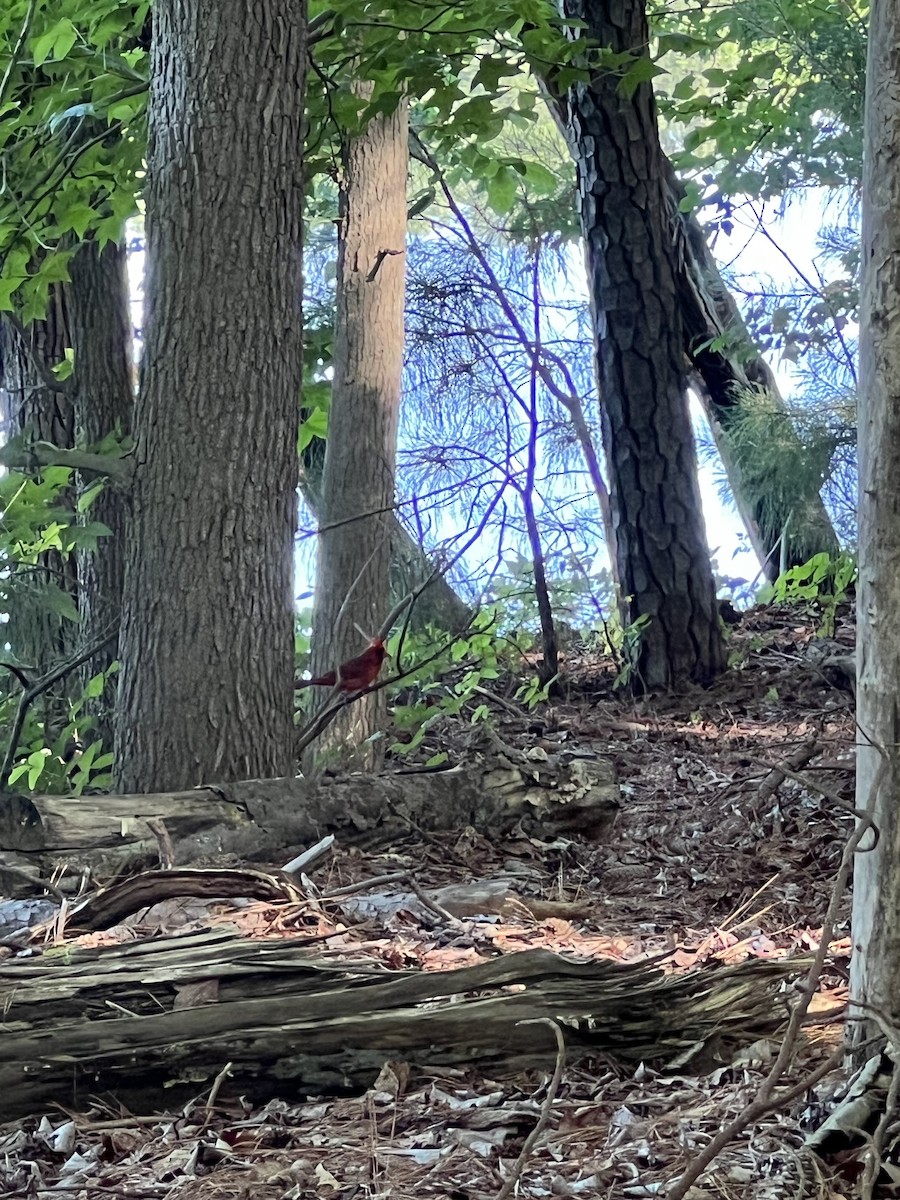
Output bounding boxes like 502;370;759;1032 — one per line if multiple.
1;601;873;1199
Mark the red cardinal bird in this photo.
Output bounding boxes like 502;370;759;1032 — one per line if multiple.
294;638;386;693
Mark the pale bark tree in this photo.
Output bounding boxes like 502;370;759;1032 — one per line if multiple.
849;0;900;1049
558;0;724;688
69;239;134;747
300;448;470;633
306;88;409;768
115;0;306;792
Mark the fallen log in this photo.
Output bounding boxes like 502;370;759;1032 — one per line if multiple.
0;927;804;1120
0;739;618;883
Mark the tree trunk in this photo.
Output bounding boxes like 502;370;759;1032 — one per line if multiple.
301;452;471;633
0;291;78;736
115;0;306;793
308;89;408;767
668;169;840;575
849;0;900;1053
69;238;134;747
540;53;839;582
559;0;724;689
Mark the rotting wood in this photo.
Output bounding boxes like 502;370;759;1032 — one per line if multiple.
0;745;618;882
0;931;806;1120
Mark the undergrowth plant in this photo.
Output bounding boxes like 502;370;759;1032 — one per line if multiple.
0;462;115;794
387;613;521;765
761;550;856;636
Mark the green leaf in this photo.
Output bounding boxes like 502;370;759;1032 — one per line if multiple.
451;639;469;662
485;165;518;215
53;19;79;61
617;55;663;100
52;349;75;381
33;19;77;67
521;161;558;194
59;203;96;240
38;583;80;623
0;276;24;313
298;405;328;452
77;479;106;513
655;32;715;57
671;75;697;101
84;672;106;699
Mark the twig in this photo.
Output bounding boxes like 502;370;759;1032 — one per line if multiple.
282;835;336;877
0;860;65;902
2;311;73;395
495;1018;566;1200
406;877;465;928
666;767;880;1199
322;871;409;898
750;756;879;846
0;439;132;483
195;1061;233;1135
145;819;175;869
754;741;821;806
861;1049;900;1199
0;627;117;791
0;1;35;114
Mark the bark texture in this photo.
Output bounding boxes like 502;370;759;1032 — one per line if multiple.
116;0;306;792
309;90;408;766
849;0;900;1050
0;290;78;732
560;0;724;688
0;931;797;1120
541;58;838;580
0;742;618;879
69;238;134;745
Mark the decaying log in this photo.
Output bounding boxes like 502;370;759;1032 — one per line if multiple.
0;742;618;882
0;927;804;1120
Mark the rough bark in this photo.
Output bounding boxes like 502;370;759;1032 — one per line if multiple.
115;0;306;792
0;928;804;1120
849;0;900;1052
0;290;78;734
309;90;408;766
541;52;839;581
69;238;134;746
0;744;618;879
559;0;724;689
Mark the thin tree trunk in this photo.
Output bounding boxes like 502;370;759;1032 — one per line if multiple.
115;0;306;793
668;169;840;575
69;238;134;748
0;292;78;739
849;0;900;1054
307;89;408;768
559;0;724;689
300;454;471;632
